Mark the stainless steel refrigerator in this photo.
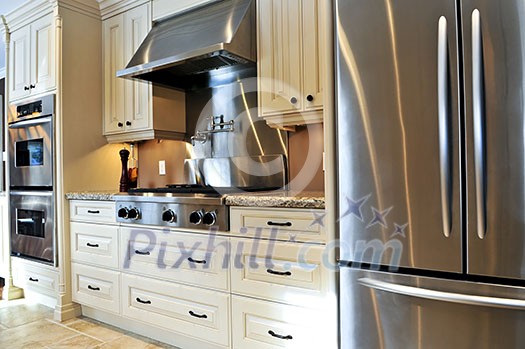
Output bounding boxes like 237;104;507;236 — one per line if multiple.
336;0;525;347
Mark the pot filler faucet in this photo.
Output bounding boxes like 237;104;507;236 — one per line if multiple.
191;115;235;146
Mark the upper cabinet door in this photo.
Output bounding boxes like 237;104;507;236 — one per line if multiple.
9;26;31;101
103;14;125;134
123;3;151;132
301;0;323;112
258;0;303;116
30;14;55;96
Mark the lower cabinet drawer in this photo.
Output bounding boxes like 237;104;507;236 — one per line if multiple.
121;273;230;347
230;239;329;307
229;207;327;243
70;222;119;269
12;259;58;296
120;227;230;291
71;263;120;314
70;200;116;223
232;296;328;349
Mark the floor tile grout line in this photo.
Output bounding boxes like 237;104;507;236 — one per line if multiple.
45;318;124;344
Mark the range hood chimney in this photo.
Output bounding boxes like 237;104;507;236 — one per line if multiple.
117;0;255;89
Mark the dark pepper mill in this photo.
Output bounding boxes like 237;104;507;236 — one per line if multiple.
119;148;130;192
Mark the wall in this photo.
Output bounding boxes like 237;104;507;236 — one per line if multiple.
137;140;193;188
288;123;325;193
0;0;27;70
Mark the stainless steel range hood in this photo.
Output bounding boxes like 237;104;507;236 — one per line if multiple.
117;0;255;89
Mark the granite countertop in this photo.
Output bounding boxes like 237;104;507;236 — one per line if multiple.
65;191;118;201
224;191;325;209
66;190;325;209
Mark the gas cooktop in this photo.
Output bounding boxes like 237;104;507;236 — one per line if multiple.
114;185;281;231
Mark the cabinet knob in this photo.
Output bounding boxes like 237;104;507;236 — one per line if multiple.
30;84;36;89
24;86;30;91
306;94;314;102
290;96;298;104
118;122;123;128
126;121;132;126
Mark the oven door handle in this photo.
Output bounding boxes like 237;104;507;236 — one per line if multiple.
10;191;53;197
8;116;52;129
17;217;45;224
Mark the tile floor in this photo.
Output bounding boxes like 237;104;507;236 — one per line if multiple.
0;299;179;348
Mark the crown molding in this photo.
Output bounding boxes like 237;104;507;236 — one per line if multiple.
5;0;101;33
55;0;101;20
4;0;53;32
97;0;148;20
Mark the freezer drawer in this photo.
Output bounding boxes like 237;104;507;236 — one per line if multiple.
341;268;525;349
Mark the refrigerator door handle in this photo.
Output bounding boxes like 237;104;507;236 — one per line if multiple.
472;9;487;239
358;278;525;310
438;16;452;238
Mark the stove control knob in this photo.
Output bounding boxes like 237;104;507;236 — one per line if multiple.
189;210;203;225
203;211;217;226
127;207;140;220
118;207;129;219
162;209;177;223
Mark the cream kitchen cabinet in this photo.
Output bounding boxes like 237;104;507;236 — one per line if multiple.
70;201;120;313
231;296;328;349
102;2;185;143
257;0;325;128
8;13;55;102
229;206;337;348
12;257;59;308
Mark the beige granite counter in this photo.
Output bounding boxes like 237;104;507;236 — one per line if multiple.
224;191;325;209
66;190;325;209
65;191;118;201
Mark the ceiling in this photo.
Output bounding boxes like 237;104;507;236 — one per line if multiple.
0;0;29;72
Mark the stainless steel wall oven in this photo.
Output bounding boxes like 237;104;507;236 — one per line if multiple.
10;191;54;264
8;94;55;265
8;94;53;188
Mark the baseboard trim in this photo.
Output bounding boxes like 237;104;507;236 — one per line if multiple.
54;302;82;322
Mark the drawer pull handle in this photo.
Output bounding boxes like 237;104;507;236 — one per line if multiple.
267;269;292;276
188;257;207;264
135;250;150;256
28;277;39;282
136;297;151;304
267;221;292;227
268;330;293;340
87;285;100;291
86;243;99;248
87;210;100;214
189;310;208;319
